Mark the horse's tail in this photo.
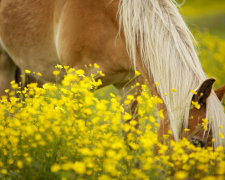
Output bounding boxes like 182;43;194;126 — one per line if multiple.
118;0;225;147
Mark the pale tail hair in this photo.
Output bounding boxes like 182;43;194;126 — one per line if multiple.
118;0;225;147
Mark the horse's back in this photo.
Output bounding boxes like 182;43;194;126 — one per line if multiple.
0;0;131;84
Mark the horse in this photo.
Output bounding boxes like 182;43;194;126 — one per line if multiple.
0;0;224;148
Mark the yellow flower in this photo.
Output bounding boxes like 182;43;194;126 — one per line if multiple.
219;132;224;139
71;162;86;174
98;71;105;77
155;82;159;86
158;109;164;119
7;159;14;165
203;126;208;131
4;89;10;93
53;70;60;76
130;120;137;126
37;72;43;77
122;124;131;132
202;118;208;124
17;160;23;169
201;176;216;180
98;175;111;180
94;63;99;68
25;69;31;74
96;102;107;111
127;95;134;100
64;66;69;69
149;116;155;123
76;69;85;76
135;70;141;76
110;93;116;98
172;88;177;93
35;133;42;141
1;169;7;175
55;64;63;69
51;164;61;172
174;171;188;179
192;101;201;109
123;112;132;121
191;89;197;95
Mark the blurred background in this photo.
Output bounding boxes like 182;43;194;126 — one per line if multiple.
179;0;225;39
178;0;225;88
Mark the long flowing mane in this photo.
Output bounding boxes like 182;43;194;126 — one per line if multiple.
118;0;225;147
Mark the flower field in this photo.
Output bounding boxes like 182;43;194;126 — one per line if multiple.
0;60;224;180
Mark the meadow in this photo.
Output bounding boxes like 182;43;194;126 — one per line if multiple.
0;0;225;180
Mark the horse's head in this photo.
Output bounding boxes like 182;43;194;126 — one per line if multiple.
187;78;225;147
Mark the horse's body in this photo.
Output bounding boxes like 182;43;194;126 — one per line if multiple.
0;0;133;85
0;0;224;147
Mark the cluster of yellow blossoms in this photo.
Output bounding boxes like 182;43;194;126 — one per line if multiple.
0;64;224;180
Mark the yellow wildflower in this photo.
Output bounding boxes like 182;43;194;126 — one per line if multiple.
192;101;201;109
172;88;177;93
37;72;43;77
71;162;86;174
17;160;23;169
53;70;60;76
123;112;132;121
51;164;61;172
25;69;31;74
55;64;63;69
158;109;164;119
174;171;188;179
219;132;224;139
1;169;7;175
94;63;99;68
191;89;197;95
135;70;141;76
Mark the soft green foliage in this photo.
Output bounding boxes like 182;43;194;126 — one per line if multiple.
179;0;225;18
197;32;225;88
179;0;225;40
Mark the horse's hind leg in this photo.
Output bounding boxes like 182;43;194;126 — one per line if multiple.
0;46;17;96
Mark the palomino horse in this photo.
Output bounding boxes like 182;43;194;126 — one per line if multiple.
0;0;225;147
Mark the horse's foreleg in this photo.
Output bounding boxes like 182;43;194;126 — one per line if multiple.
0;47;17;97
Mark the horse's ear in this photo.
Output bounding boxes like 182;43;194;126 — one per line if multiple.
215;85;225;101
192;78;216;105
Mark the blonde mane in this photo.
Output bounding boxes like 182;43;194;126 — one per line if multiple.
118;0;225;147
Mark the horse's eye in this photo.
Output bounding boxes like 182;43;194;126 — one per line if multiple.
191;138;206;148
